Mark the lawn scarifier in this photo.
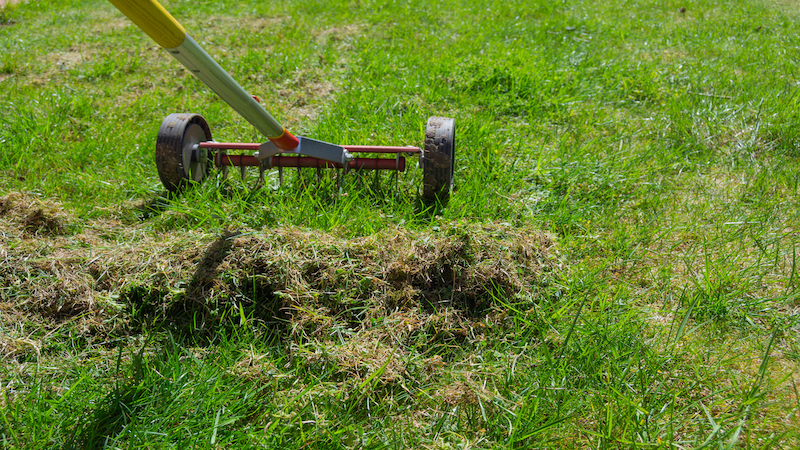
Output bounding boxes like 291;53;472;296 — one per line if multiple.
108;0;456;202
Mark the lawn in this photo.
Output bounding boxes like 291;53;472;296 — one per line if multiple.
1;0;800;447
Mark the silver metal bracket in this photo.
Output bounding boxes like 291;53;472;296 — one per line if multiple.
256;137;353;165
190;143;208;162
256;141;282;161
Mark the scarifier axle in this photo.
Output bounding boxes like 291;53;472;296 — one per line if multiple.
206;143;417;171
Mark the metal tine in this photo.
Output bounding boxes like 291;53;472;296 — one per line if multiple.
338;165;350;195
257;167;266;190
393;152;401;194
278;166;283;187
219;151;228;183
297;164;304;190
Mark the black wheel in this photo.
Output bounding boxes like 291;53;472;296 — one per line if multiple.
421;116;456;203
156;113;213;192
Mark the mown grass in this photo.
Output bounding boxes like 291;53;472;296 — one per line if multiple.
2;0;800;447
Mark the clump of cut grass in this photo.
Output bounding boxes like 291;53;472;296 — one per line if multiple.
0;192;71;235
1;191;558;344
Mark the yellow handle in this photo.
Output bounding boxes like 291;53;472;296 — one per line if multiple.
108;0;186;49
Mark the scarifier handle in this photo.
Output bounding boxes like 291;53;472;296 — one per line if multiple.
107;0;185;49
108;0;299;150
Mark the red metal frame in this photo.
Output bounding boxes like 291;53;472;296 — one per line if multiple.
203;142;418;172
214;154;406;171
199;142;420;153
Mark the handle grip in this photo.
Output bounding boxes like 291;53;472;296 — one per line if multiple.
107;0;186;48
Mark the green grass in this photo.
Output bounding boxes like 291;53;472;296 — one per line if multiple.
2;0;800;447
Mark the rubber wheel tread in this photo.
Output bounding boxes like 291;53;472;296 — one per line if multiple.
421;116;456;203
155;113;212;192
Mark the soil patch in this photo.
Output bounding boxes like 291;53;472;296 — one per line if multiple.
0;0;23;9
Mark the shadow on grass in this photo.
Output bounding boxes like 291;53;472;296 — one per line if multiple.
66;380;146;449
133;191;175;221
66;344;152;450
126;230;287;346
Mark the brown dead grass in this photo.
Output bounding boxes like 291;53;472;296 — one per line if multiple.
766;0;800;15
0;192;558;370
280;24;362;126
621;158;800;444
46;48;88;72
1;191;71;235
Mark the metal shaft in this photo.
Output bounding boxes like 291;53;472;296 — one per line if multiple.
107;0;299;150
